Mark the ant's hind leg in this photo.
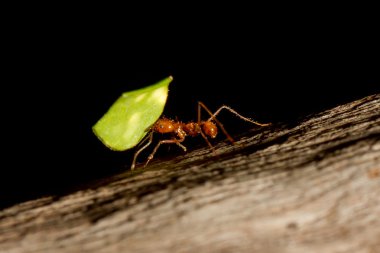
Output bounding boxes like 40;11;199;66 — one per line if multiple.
209;105;271;127
144;138;187;168
198;101;235;143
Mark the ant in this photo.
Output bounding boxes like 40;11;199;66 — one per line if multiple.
130;101;271;170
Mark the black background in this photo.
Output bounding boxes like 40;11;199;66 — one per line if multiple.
2;8;379;208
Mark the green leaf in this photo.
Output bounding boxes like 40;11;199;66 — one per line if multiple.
93;76;173;151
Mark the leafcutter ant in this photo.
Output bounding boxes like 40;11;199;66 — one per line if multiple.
131;102;270;170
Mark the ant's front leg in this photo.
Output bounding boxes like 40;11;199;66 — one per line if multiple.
144;137;187;168
131;131;154;170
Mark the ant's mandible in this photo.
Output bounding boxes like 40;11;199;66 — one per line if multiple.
131;101;271;170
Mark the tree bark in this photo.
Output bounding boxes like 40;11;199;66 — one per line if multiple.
1;94;379;253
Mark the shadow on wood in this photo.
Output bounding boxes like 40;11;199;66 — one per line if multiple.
1;94;379;253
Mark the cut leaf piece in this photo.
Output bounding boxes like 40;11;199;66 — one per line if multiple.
93;76;173;151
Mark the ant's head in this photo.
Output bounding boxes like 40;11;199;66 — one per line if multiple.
154;118;176;134
202;121;218;138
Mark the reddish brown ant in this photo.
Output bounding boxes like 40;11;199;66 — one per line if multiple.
131;101;271;170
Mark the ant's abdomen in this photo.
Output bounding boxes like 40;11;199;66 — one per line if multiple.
201;121;218;138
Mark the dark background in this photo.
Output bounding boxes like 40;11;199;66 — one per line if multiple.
2;8;379;208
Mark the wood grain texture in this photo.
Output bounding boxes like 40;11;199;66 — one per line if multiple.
1;94;379;253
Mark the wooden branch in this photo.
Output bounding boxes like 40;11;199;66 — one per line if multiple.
1;94;379;253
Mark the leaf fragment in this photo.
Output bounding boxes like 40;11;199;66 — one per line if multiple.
93;76;173;151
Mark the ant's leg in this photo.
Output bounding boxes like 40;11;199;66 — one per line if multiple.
135;129;153;149
198;101;235;143
199;130;214;150
197;103;216;149
144;137;187;168
209;105;271;127
176;142;187;151
131;131;154;170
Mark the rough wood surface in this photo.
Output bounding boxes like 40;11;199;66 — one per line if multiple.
1;94;379;253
